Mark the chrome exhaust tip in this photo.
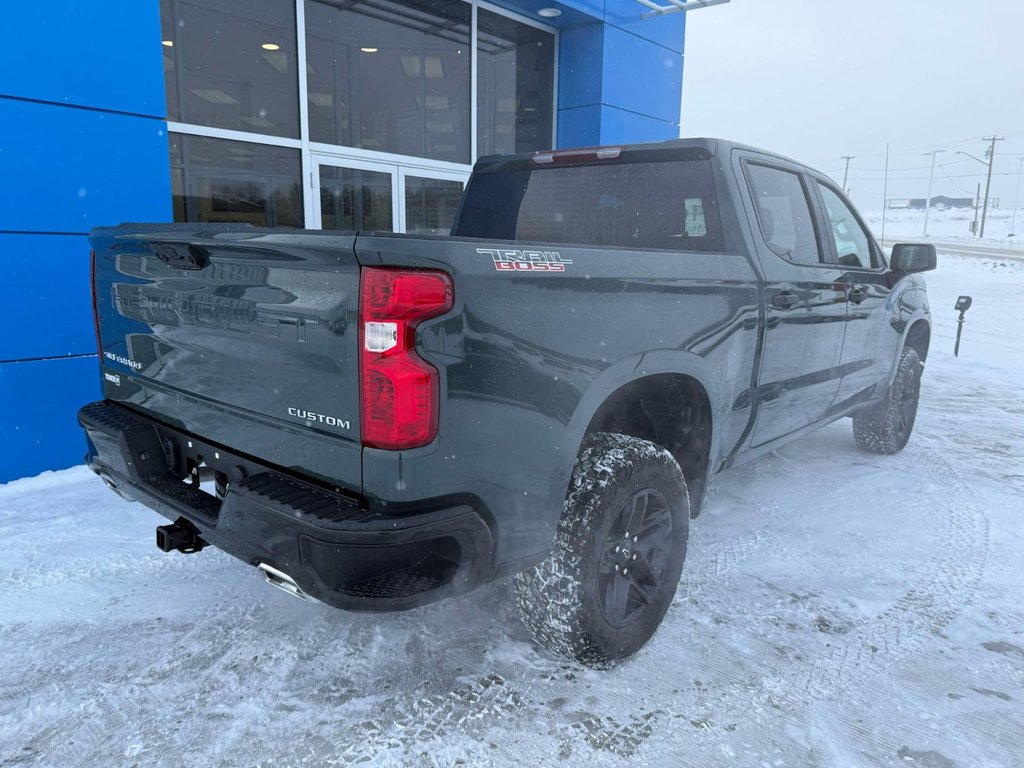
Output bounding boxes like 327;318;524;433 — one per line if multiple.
257;563;308;601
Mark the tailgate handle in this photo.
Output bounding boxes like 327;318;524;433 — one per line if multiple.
150;242;210;270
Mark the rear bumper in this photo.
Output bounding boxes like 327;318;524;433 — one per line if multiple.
78;400;494;611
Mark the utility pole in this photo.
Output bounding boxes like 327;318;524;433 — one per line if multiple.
979;135;1003;238
881;143;890;245
972;182;981;235
1010;156;1024;237
922;149;945;238
840;155;855;194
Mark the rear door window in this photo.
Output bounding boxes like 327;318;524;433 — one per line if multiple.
745;164;823;266
455;158;724;252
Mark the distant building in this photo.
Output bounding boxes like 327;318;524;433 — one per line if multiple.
906;196;975;209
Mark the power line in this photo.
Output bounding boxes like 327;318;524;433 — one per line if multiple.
937;163;976;195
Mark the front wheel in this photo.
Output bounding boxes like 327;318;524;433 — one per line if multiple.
513;433;690;669
853;346;922;454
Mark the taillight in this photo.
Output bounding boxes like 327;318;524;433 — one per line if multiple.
359;267;453;449
530;146;622;165
90;249;102;353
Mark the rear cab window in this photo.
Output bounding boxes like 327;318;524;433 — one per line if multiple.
454;153;725;252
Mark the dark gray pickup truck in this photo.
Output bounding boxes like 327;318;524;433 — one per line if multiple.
80;138;936;667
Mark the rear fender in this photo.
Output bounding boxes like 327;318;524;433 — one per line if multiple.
559;349;720;493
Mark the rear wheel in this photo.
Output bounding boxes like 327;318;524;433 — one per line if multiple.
514;433;689;668
853;346;922;454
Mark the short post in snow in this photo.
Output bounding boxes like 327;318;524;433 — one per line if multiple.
954;296;973;358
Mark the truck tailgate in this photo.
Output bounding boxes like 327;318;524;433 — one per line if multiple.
88;226;362;491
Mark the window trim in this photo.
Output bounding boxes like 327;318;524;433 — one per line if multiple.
741;159;829;268
163;0;559;232
810;176;889;272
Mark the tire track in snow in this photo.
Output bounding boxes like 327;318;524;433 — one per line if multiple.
653;433;993;765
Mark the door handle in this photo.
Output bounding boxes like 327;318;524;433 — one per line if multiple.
848;286;868;304
771;291;800;310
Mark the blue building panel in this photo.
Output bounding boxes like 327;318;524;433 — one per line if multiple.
0;98;173;234
0;235;94;362
600;25;683;124
597;105;679;144
0;356;99;483
557;24;605;111
0;2;166;118
604;3;686;53
556;105;604;147
558;104;679;148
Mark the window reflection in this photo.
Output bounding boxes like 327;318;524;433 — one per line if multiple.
305;0;471;163
320;166;394;231
161;0;300;138
405;176;464;234
477;10;555;156
170;134;304;227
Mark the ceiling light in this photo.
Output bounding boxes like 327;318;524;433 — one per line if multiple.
261;43;280;51
361;47;378;53
190;88;240;105
424;56;444;78
538;7;561;17
162;40;174;47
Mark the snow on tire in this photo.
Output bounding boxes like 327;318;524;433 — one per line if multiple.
513;432;690;669
853;346;923;454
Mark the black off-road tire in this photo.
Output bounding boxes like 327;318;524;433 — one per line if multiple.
853;346;923;454
513;433;690;669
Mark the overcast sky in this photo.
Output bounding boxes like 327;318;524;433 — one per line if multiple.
680;0;1024;212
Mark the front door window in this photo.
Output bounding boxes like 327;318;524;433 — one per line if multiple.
817;183;877;268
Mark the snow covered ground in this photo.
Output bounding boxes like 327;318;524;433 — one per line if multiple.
2;248;1022;768
863;207;1024;250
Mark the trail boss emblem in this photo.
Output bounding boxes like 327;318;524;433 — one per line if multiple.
476;248;573;273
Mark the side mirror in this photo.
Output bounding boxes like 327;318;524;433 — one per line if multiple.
890;243;937;273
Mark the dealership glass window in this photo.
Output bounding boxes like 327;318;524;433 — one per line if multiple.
320;166;394;231
305;0;472;163
170;134;305;227
160;0;555;232
476;10;555;157
405;176;464;234
161;0;300;138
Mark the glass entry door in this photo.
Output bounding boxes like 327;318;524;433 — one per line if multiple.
315;157;398;232
399;169;467;236
313;155;468;234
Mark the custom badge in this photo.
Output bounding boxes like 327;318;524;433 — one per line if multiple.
476;248;573;273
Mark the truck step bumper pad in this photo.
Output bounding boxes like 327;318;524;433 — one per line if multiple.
79;400;494;611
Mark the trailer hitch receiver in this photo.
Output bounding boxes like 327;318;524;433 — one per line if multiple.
156;517;208;554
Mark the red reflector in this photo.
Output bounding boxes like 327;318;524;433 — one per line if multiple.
359;268;453;450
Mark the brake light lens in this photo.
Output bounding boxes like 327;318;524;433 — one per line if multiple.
90;249;102;353
359;268;453;449
530;146;622;165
